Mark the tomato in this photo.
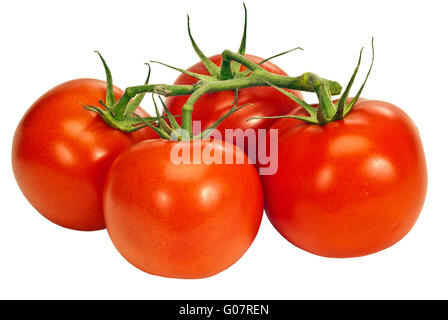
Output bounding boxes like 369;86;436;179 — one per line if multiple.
261;99;427;258
165;54;302;142
12;79;158;231
103;139;264;279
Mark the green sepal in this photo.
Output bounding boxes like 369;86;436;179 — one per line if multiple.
236;46;303;78
150;60;216;82
344;38;375;116
152;94;173;136
246;114;318;125
230;3;248;75
334;48;363;120
158;96;181;130
95;51;115;107
187;15;220;78
132;96;185;140
98;100;115;114
135;93;250;141
82;103;159;133
196;98;251;139
87;57;156;130
133;113;171;139
262;80;316;118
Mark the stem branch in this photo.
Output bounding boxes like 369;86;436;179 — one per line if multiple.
111;51;342;137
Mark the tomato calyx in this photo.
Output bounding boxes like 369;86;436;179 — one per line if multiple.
135;94;250;141
248;39;375;125
151;3;303;83
82;52;158;132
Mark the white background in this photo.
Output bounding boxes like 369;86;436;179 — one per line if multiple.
1;0;447;299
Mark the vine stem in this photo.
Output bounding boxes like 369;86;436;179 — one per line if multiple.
112;51;342;137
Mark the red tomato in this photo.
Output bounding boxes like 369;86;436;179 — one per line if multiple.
165;54;302;141
261;99;427;258
12;79;158;231
103;139;264;279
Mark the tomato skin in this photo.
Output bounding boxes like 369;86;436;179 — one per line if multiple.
262;99;427;258
12;79;158;231
103;139;264;279
165;54;302;139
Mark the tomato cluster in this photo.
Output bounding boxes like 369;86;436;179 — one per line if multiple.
11;9;427;279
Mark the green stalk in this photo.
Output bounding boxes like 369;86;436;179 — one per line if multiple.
113;84;195;117
92;50;342;137
221;50;263;73
113;62;341;137
179;72;340;136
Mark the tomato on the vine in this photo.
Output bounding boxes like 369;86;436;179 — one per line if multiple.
261;99;427;258
12;79;158;231
103;139;264;279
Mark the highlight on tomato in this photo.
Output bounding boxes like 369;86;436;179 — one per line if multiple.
256;41;427;258
103;98;264;279
12;54;158;231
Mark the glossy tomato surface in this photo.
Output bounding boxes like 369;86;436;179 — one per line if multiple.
262;99;427;258
103;139;264;279
12;79;157;231
165;54;302;140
